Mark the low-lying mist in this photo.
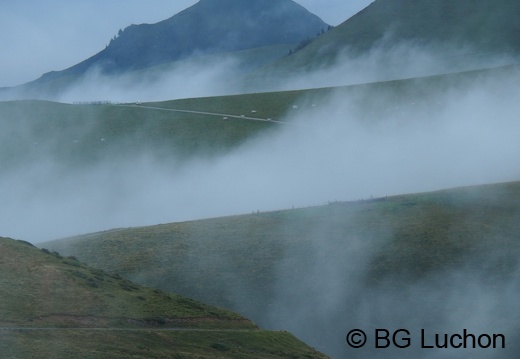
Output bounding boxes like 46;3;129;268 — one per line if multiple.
248;36;519;93
12;43;520;359
57;55;246;104
268;230;520;358
1;47;520;244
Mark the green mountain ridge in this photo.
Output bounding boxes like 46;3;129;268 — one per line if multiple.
78;0;327;74
42;180;520;358
0;237;329;358
258;0;520;84
7;0;520;101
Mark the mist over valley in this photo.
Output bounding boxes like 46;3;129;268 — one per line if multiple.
2;1;520;358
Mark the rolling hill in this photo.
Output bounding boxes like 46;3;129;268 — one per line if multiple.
256;0;520;87
2;61;520;244
0;236;329;358
3;62;519;172
0;99;276;171
42;180;520;358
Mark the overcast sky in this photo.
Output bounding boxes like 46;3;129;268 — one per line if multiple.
0;0;374;87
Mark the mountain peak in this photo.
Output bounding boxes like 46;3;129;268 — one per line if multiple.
53;0;328;77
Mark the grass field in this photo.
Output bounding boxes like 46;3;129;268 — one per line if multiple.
40;180;520;357
2;63;518;172
0;237;250;328
0;237;329;358
43;179;520;311
41;180;520;357
0;329;328;359
0;100;273;169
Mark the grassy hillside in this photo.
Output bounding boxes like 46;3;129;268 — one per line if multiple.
3;63;519;172
257;0;520;82
42;180;520;358
6;61;520;358
43;179;520;305
0;100;274;170
0;237;329;358
1;330;329;359
0;237;249;329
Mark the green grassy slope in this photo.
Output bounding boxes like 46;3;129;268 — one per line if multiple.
0;100;274;170
1;330;329;359
43;180;520;316
261;0;520;76
0;237;251;329
0;237;329;358
7;60;520;359
152;62;520;121
3;63;519;172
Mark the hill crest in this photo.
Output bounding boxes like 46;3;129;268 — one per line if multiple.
264;0;520;77
0;236;330;358
37;0;328;82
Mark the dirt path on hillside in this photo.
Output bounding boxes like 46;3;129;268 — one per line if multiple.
120;104;290;125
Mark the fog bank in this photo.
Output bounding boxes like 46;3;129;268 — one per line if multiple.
1;58;520;245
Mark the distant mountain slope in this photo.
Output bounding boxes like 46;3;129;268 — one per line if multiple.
2;62;519;182
0;237;329;358
265;0;520;75
34;0;328;83
4;64;517;176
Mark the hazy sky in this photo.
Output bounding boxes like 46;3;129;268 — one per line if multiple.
0;0;373;87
